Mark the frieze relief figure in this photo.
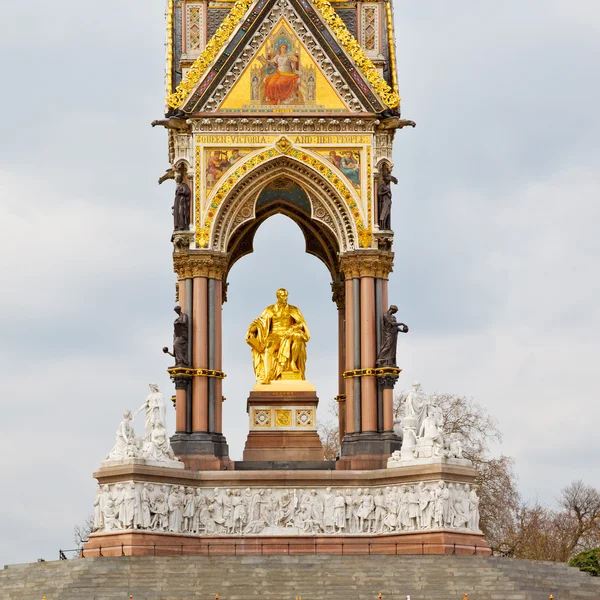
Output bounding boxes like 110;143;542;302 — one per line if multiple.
246;288;310;383
92;482;481;536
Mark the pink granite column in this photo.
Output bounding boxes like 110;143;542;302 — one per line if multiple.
344;277;355;434
214;278;223;434
360;276;377;432
192;276;208;432
383;388;394;432
338;304;346;441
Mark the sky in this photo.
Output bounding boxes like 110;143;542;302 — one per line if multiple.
1;0;599;568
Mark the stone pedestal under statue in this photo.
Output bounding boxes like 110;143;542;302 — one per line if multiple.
243;380;324;463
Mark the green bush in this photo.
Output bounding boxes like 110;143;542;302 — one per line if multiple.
569;548;600;577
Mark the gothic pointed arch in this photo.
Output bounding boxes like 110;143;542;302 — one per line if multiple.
207;152;362;256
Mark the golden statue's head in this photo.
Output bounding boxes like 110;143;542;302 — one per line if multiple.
276;288;289;305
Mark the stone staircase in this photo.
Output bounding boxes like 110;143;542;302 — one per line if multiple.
2;555;600;600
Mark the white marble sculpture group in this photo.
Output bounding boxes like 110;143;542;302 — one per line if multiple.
92;481;480;536
388;382;467;467
104;384;179;466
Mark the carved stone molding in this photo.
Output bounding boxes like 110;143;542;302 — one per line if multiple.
172;230;194;252
173;251;229;279
339;250;394;279
191;117;376;133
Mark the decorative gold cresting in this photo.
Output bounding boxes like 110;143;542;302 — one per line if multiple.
385;0;400;100
173;251;229;279
339;250;394;279
166;0;255;108
167;0;400;109
312;0;400;108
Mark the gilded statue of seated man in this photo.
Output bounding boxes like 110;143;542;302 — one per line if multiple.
246;288;310;384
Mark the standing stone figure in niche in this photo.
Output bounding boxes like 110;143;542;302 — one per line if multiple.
163;305;189;366
173;171;191;231
377;163;398;231
246;288;310;384
376;305;409;367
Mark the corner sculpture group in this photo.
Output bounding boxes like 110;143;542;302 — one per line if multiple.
105;384;179;464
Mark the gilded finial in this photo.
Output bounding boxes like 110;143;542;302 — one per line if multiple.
378;594;383;599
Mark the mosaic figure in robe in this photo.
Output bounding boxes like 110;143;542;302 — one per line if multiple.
339;151;360;186
260;43;301;105
246;288;310;383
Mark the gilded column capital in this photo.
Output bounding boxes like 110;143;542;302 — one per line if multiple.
173;251;229;280
339;250;394;279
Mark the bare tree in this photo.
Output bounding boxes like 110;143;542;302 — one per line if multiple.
559;480;600;556
318;400;340;460
73;514;94;547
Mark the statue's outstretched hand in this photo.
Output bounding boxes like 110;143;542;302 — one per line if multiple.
398;323;409;333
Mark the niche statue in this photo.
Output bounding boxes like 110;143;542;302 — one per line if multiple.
376;305;409;367
162;306;189;366
377;164;398;231
173;172;191;231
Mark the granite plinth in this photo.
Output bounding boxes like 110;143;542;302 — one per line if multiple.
243;385;324;462
83;530;490;557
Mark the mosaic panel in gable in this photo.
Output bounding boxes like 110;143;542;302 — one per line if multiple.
219;19;349;113
361;4;379;56
186;3;205;55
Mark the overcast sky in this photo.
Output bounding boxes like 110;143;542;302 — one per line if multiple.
1;0;599;567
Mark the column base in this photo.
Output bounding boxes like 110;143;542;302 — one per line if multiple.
337;432;402;470
170;432;232;471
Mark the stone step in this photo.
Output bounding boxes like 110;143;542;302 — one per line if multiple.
2;555;600;600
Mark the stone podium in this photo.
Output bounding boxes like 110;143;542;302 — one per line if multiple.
243;381;324;463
